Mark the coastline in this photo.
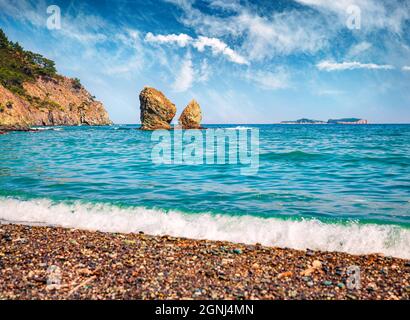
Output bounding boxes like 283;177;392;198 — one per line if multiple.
1;223;409;300
1;197;409;259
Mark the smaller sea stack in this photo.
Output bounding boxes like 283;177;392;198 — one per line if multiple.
178;99;203;129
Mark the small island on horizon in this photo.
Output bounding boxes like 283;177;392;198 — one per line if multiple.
280;118;368;125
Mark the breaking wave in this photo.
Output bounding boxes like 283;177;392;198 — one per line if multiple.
0;197;409;259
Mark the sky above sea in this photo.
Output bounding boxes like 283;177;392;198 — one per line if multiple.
1;0;410;124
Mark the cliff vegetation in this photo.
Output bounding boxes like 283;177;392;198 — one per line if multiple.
0;28;111;130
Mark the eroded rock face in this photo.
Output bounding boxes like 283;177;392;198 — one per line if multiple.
0;76;112;129
178;99;202;129
139;87;177;130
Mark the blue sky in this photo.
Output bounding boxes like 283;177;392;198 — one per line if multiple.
1;0;410;123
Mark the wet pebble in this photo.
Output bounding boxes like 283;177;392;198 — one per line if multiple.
0;224;408;300
233;249;242;255
306;249;314;256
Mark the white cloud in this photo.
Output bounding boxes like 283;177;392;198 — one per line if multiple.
144;32;192;47
193;36;248;65
317;61;394;71
172;54;194;92
403;66;410;71
144;32;248;65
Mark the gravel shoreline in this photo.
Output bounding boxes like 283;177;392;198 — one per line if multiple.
0;223;409;300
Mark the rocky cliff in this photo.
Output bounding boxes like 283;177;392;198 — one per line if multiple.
0;28;111;130
0;77;111;129
179;99;203;129
139;87;176;130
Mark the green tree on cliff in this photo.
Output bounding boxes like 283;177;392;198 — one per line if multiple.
0;28;58;95
0;29;10;49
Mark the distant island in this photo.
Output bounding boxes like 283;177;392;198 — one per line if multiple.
280;118;326;124
327;118;368;124
281;118;368;125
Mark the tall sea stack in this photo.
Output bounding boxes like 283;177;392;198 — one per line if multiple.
139;87;176;130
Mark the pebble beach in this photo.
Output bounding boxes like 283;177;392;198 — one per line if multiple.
0;223;409;300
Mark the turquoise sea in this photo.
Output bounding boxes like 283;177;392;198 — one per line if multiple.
0;124;409;258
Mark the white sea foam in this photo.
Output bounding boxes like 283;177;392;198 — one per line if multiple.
0;197;409;258
31;127;62;131
225;126;253;130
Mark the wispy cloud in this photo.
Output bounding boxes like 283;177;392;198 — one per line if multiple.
144;32;248;65
317;61;394;71
0;0;111;44
172;54;194;92
347;42;372;57
295;0;410;34
193;36;248;65
0;0;45;27
403;66;410;71
168;0;410;65
166;0;331;61
316;89;345;96
145;32;192;47
171;56;214;92
237;10;329;60
244;69;290;90
197;59;211;82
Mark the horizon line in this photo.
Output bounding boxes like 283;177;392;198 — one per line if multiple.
111;122;410;125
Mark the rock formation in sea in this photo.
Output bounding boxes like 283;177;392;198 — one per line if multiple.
139;87;177;130
178;99;203;129
0;29;111;130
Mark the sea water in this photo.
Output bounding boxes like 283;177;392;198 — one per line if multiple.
0;124;409;258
